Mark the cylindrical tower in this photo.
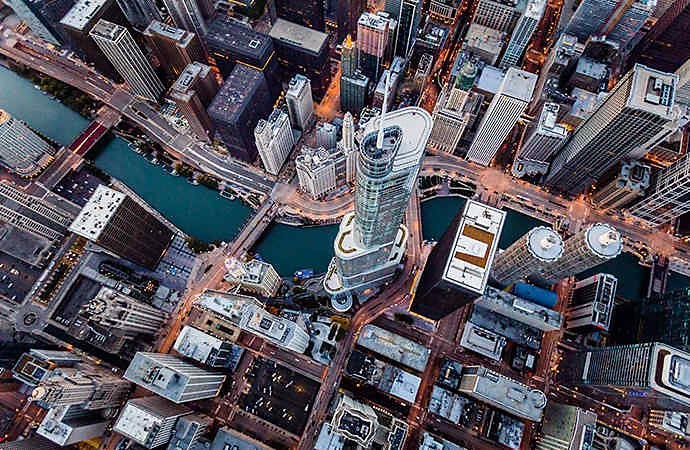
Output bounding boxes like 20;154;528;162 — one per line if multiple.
491;226;564;286
537;223;622;284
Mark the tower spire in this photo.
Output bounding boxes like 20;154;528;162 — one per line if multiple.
376;71;391;150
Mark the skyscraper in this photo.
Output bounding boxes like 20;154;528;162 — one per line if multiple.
340;35;370;114
69;185;174;270
592;160;651;210
324;104;432;298
546;64;678;195
143;21;205;80
5;0;75;44
636;287;690;351
357;12;394;81
296;146;339;199
274;0;325;30
286;74;315;131
466;68;537;166
90;20;165;101
114;396;192;448
36;405;110;446
0;109;55;178
390;0;421;58
511;103;568;178
116;0;161;28
174;325;243;368
499;0;546;68
169;62;219;142
161;0;208;37
491;226;564;286
255;109;295;176
335;0;364;41
537;223;622;284
628;153;690;226
224;257;282;297
339;112;358;184
472;0;522;32
565;273;617;331
535;403;598;450
411;200;506;320
124;352;226;403
607;0;654;50
564;0;618;42
559;342;690;409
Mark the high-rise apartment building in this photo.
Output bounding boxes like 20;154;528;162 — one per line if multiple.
90;20;165;101
324;106;432;298
286;75;315;131
511;103;568;178
628;153;690;226
124;352;226;403
143;21;205;80
537;223;622;284
592;160;651;209
114;396;192;448
0;109;55;178
169;62;219;142
60;0;127;79
274;0;325;30
565;273;617;331
472;0;522;32
70;185;173;269
255;109;295;176
357;12;394;81
224;257;282;297
499;0;546;68
411;200;506;320
5;0;75;44
116;0;161;28
559;342;690;409
546;64;678;194
296;146;339;199
491;226;564;286
466;68;537;166
161;0;208;37
207;65;274;162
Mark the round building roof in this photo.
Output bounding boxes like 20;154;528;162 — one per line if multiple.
527;226;564;262
585;223;623;259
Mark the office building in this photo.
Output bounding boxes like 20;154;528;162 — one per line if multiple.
143;21;205;80
608;0;655;49
0;109;55;178
239;303;311;354
208;65;274;162
335;0;364;41
316;122;338;150
174;325;243;368
411;200;506;320
341;72;370;114
204;17;278;91
0;437;61;450
567;57;607;93
675;58;690;107
274;0;324;30
390;0;422;57
637;287;690;351
428;0;461;22
535;402;597;450
464;24;505;65
90;20;165;101
339;112;358;184
459;322;507;360
60;0;127;78
224;257;282;297
341;34;358;77
255;109;295;176
124;352;225;403
566;273;617;331
296;146;338;199
168;414;212;450
500;0;545;68
269;19;331;98
5;0;74;44
537;223;622;284
323;106;432;297
472;0;522;32
629;152;690;226
491;226;564;286
161;0;207;37
286;74;315;131
560;342;690;409
116;0;160;28
466;68;536;166
546;64;678;194
648;410;690;438
458;365;547;421
170;62;219;142
475;286;563;332
70;185;173;269
330;396;379;447
592;161;651;209
114;396;192;448
211;428;273;450
357;12;394;81
373;57;404;111
511;103;568;178
564;0;618;42
12;350;81;385
37;405;109;446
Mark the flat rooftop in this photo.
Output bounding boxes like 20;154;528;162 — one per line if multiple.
210;428;272;450
171;62;212;93
144;20;193;43
442;200;505;294
357;324;430;372
205;16;273;60
501;67;537;101
465;23;504;55
358;11;393;31
69;184;125;241
477;286;563;331
269;18;328;54
208;65;265;122
114;397;191;445
60;0;110;30
629;64;678;119
89;19;126;41
173;325;225;364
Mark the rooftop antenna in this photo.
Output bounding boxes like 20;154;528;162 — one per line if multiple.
376;71;391;150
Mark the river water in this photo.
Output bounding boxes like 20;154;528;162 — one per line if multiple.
1;66;688;301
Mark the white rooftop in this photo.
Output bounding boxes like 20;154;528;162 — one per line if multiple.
173;325;225;364
584;223;623;258
269;18;328;54
60;0;110;30
527;226;564;261
501;67;537;102
69;184;125;241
